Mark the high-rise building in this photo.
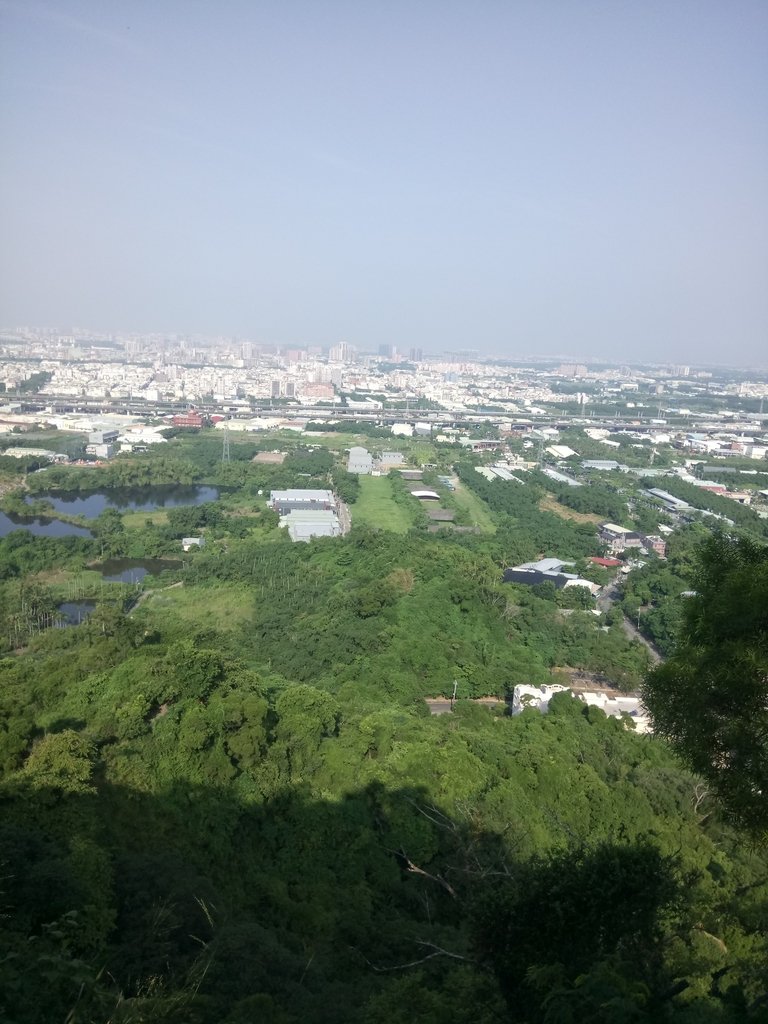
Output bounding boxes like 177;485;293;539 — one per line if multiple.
329;342;353;362
409;347;423;362
271;379;281;398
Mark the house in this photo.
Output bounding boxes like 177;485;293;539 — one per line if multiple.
182;536;205;551
600;523;665;558
643;535;667;557
599;523;644;553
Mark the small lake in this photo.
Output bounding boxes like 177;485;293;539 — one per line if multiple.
0;511;93;539
94;558;183;584
57;600;96;625
25;484;220;519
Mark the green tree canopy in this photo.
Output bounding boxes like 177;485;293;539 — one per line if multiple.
642;534;768;835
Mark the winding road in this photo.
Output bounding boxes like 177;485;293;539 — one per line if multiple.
598;583;663;665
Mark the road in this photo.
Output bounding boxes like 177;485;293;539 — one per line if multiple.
598;583;663;665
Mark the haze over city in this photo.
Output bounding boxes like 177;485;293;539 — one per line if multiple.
1;0;766;364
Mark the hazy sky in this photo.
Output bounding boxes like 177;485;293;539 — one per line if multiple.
1;1;766;363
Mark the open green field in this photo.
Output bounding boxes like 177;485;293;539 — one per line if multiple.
235;428;444;466
450;480;497;532
139;583;255;632
351;475;413;533
121;508;170;528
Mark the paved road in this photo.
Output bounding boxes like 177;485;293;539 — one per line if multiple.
598;583;663;665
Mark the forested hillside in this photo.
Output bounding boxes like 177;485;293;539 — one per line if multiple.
1;435;766;1022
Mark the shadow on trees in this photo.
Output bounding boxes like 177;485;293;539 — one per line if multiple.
1;774;753;1024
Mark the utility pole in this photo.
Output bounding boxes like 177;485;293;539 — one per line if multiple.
222;422;230;463
451;679;458;709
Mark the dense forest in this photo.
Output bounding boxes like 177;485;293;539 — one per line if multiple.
0;436;766;1022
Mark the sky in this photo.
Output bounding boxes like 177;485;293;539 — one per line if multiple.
0;0;766;364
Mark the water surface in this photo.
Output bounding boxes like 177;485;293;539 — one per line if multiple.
0;511;93;539
26;485;219;519
94;558;183;583
57;600;96;625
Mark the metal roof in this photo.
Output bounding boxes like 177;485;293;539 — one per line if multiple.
270;489;334;502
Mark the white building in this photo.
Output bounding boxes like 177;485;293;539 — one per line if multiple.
347;446;373;474
278;509;341;542
511;684;651;733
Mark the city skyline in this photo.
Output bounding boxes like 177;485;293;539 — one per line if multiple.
1;1;766;364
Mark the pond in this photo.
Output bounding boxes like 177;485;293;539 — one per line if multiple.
57;600;97;625
25;484;220;519
93;558;183;584
0;511;93;539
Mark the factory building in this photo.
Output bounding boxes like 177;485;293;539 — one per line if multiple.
269;489;335;514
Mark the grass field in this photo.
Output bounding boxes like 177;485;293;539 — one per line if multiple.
240;428;441;464
540;494;603;524
121;509;170;528
141;583;255;632
351;475;413;533
450;481;496;533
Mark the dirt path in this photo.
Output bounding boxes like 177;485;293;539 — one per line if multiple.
128;580;183;613
336;498;351;535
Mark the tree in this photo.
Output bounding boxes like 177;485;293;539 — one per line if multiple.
642;534;768;835
472;842;684;1023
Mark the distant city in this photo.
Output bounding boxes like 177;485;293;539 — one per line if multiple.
0;326;767;483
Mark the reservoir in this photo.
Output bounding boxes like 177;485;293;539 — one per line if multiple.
26;484;219;519
0;511;93;539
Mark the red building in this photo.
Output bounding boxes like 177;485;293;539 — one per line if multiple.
172;411;205;428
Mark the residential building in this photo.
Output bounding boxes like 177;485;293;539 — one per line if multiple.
600;523;666;558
